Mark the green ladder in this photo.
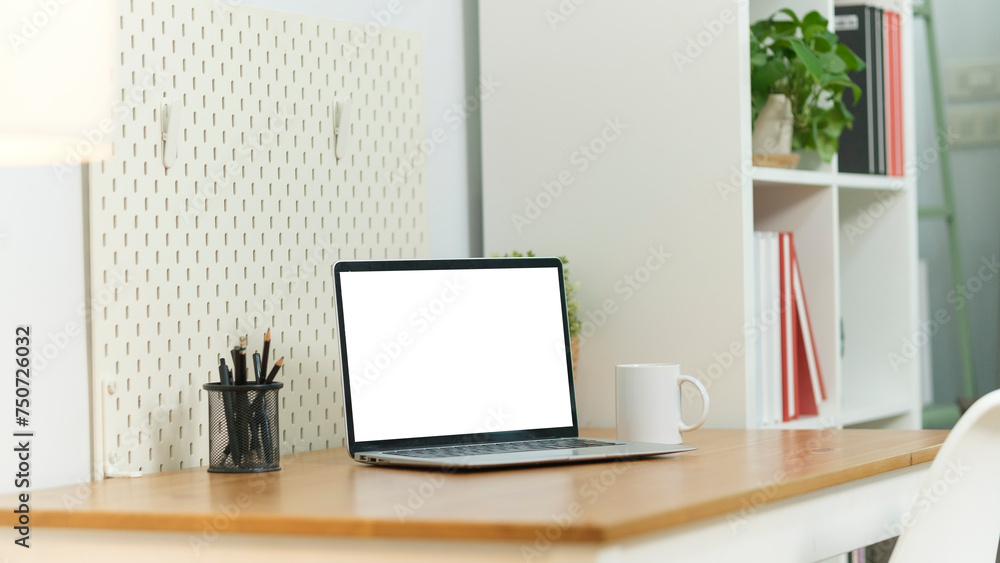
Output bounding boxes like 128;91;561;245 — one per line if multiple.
913;0;977;428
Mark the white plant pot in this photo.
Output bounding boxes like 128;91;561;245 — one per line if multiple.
752;94;793;155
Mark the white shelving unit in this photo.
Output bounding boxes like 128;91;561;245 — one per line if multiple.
479;0;919;430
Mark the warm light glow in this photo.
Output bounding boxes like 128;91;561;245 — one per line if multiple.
0;0;115;166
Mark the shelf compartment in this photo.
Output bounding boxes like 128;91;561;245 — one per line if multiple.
838;188;919;425
752;184;840;424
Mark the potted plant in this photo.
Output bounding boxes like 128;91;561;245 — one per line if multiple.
495;250;581;371
749;9;864;167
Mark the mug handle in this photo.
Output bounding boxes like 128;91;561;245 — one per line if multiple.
677;375;710;432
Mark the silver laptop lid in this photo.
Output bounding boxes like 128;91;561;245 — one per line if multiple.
334;257;578;455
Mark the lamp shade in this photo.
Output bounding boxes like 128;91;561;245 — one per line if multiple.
0;0;115;167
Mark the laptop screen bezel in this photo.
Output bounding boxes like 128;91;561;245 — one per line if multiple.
333;257;580;455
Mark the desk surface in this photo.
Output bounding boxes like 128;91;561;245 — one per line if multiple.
2;429;946;543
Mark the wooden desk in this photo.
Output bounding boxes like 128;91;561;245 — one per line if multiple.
1;429;946;562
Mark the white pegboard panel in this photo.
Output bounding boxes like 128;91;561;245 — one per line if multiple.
89;0;427;475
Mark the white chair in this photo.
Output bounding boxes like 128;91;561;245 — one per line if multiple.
889;389;1000;562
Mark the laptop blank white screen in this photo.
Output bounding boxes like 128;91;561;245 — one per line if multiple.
339;265;574;443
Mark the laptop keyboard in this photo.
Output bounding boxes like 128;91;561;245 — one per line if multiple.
383;438;619;459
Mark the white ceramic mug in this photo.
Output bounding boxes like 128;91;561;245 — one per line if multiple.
616;363;710;445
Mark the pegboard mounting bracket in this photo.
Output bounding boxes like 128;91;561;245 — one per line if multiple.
161;98;182;169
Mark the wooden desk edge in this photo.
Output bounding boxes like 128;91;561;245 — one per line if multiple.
29;512;611;543
597;440;944;542
2;431;946;544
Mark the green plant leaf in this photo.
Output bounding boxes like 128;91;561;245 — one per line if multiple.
801;10;826;28
750;21;772;39
789;38;823;79
825;77;863;104
751;59;788;90
810;34;832;52
814;125;838;161
819;52;847;75
775;8;801;25
771;20;797;37
827;103;846;124
836;42;865;71
837;100;855;129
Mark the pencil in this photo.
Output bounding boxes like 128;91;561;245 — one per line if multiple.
238;335;248;385
230;346;240;383
261;329;271;380
218;359;240;461
218;358;232;385
265;356;284;384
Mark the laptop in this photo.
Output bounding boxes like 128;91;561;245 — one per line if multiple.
333;257;696;469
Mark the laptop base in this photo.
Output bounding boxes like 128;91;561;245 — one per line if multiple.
354;439;696;470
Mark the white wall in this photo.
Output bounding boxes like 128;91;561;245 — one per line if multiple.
913;1;1000;404
0;0;476;494
479;0;752;428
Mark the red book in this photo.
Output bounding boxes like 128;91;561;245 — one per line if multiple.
882;10;896;176
791;245;827;415
882;11;904;176
779;232;798;421
794;310;819;416
890;11;904;177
